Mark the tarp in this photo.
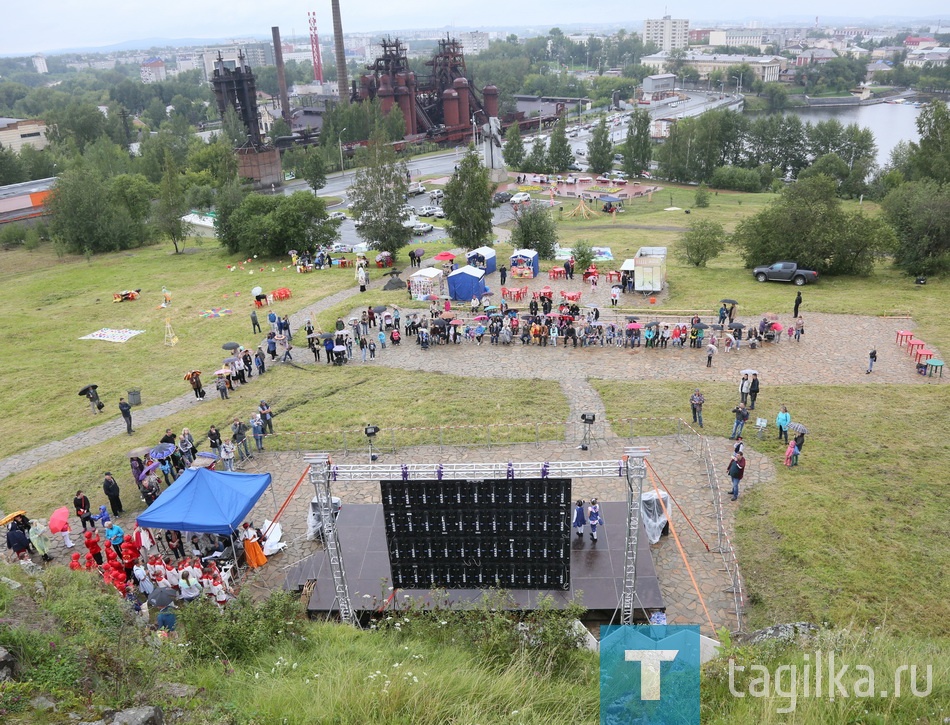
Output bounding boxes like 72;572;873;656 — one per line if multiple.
447;265;487;301
509;249;540;278
466;246;497;275
135;468;272;535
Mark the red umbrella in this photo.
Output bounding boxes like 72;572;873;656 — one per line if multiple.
627;322;643;329
49;506;70;534
474;315;489;321
434;252;456;261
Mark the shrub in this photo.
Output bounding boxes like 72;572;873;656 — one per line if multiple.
709;165;763;192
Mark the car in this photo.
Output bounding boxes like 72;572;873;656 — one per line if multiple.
354;218;365;229
614;153;624;162
613;171;628;179
432;207;446;218
331;242;353;253
399;204;415;217
752;262;819;286
567;162;582;172
329;211;347;221
510;192;531;204
413;222;434;234
429;189;444;200
418;205;440;217
493;191;512;203
575;149;586;156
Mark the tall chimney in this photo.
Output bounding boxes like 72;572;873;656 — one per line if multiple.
271;26;291;123
331;1;349;103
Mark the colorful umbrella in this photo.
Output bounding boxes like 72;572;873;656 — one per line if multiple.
450;319;463;325
627;323;642;330
197;451;218;460
139;461;160;480
214;368;232;376
426;294;440;301
474;315;489;321
149;444;176;460
0;510;26;526
433;251;456;261
183;371;201;381
787;422;808;435
440;311;454;319
49;507;70;534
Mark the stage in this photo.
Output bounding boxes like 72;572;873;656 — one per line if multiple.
285;502;664;621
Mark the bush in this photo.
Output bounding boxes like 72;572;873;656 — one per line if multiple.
710;165;763;192
570;240;596;274
694;183;710;208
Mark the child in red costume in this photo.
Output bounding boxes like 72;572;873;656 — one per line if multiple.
84;553;97;571
69;552;82;570
84;530;103;566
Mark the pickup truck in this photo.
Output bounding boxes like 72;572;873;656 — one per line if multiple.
407;181;426;196
752;262;819;286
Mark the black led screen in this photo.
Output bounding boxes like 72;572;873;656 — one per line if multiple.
380;478;572;590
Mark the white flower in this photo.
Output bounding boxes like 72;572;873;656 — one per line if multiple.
412;676;418;683
255;673;260;680
292;663;298;670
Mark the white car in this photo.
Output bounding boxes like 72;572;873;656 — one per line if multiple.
329;211;347;221
418;205;440;217
331;242;353;253
432;207;446;218
510;192;531;204
429;189;444;200
413;222;434;234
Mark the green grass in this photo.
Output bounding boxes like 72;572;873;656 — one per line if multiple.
592;380;950;640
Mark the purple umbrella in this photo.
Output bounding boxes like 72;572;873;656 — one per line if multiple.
197;451;218;460
149;443;176;460
138;461;160;480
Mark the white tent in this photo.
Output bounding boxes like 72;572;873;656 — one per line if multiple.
620;258;637;271
409;267;444;299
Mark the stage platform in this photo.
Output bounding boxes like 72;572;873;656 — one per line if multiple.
285;502;664;620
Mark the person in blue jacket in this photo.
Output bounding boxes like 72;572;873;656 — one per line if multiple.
572;500;586;539
776;405;790;444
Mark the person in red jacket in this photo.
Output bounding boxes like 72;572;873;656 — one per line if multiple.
84;530;103;566
69;552;82;570
84;553;97;571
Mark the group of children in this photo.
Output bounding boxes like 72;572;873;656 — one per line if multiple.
572;499;604;542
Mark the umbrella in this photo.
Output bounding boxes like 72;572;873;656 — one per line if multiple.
413;248;425;258
740;369;759;376
474;315;489;321
426;295;440;301
190;457;215;469
332;345;346;353
712;324;724;331
147;588;179;609
320;333;335;340
627;323;642;330
287;249;298;256
0;510;26;526
251;286;263;297
440;311;454;319
481;291;494;297
222;342;240;351
214;368;232;376
692;322;709;329
645;321;660;328
78;384;98;397
183;371;201;381
787;422;808;435
129;446;151;459
274;334;286;341
450;320;464;325
139;461;160;480
764;312;779;321
434;252;456;261
484;305;498;311
222;356;238;364
432;318;448;327
721;298;738;305
728;322;745;330
49;507;70;534
771;322;784;331
197;451;218;460
375;252;392;262
372;305;388;314
307;332;322;339
149;444;176;460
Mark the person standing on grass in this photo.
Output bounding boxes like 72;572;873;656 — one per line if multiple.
776;405;790;444
268;310;278;333
729;404;749;439
251;310;262;334
749;374;760;410
251;414;265;452
739;374;751;404
690;389;705;428
207;425;222;455
793;291;802;318
118;397;134;435
103;473;124;517
231;418;251;462
727;452;746;501
258;401;274;435
255;348;266;375
216;375;229;400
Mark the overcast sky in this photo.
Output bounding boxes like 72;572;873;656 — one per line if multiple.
4;2;946;55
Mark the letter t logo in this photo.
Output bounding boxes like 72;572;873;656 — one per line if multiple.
625;649;679;700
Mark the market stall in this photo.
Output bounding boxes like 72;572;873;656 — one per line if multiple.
447;265;488;301
409;268;445;300
510;249;540;279
466;246;497;275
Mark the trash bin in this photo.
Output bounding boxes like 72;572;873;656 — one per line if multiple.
127;389;141;406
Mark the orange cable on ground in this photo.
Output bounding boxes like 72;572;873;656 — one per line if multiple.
646;464;716;634
263;464;311;538
645;459;709;551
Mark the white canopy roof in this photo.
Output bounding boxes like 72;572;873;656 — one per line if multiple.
620;258;637;271
448;264;485;279
510;248;538;259
469;246;496;258
410;268;443;280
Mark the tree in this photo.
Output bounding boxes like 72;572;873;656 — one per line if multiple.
694;183;710;208
47;165;138;254
270;118;291;140
226;192;336;257
214;179;249;253
881;180;950;275
156;151;190;254
761;83;788;111
110;173;155;240
347;131;412;259
677;219;727;267
546;116;573;172
587;118;613;175
0;144;25;185
443;146;494;251
510;203;558;259
570;239;595;274
221;105;247;147
622;109;652;177
522;138;550;174
732;175;896;276
502;123;525;169
908;100;950;184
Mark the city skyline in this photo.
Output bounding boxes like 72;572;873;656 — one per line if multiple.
2;2;948;56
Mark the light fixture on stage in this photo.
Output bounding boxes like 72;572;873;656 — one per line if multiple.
579;413;595;450
365;424;380;461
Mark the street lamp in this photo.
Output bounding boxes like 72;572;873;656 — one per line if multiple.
338;127;347;178
731;73;743;95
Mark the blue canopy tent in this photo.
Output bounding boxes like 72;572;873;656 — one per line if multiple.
447;265;487;301
466;246;497;275
136;468;274;535
510;249;540;278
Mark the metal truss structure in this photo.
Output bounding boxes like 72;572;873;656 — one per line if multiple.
620;447;650;624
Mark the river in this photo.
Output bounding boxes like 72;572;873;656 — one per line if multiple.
784;102;923;168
